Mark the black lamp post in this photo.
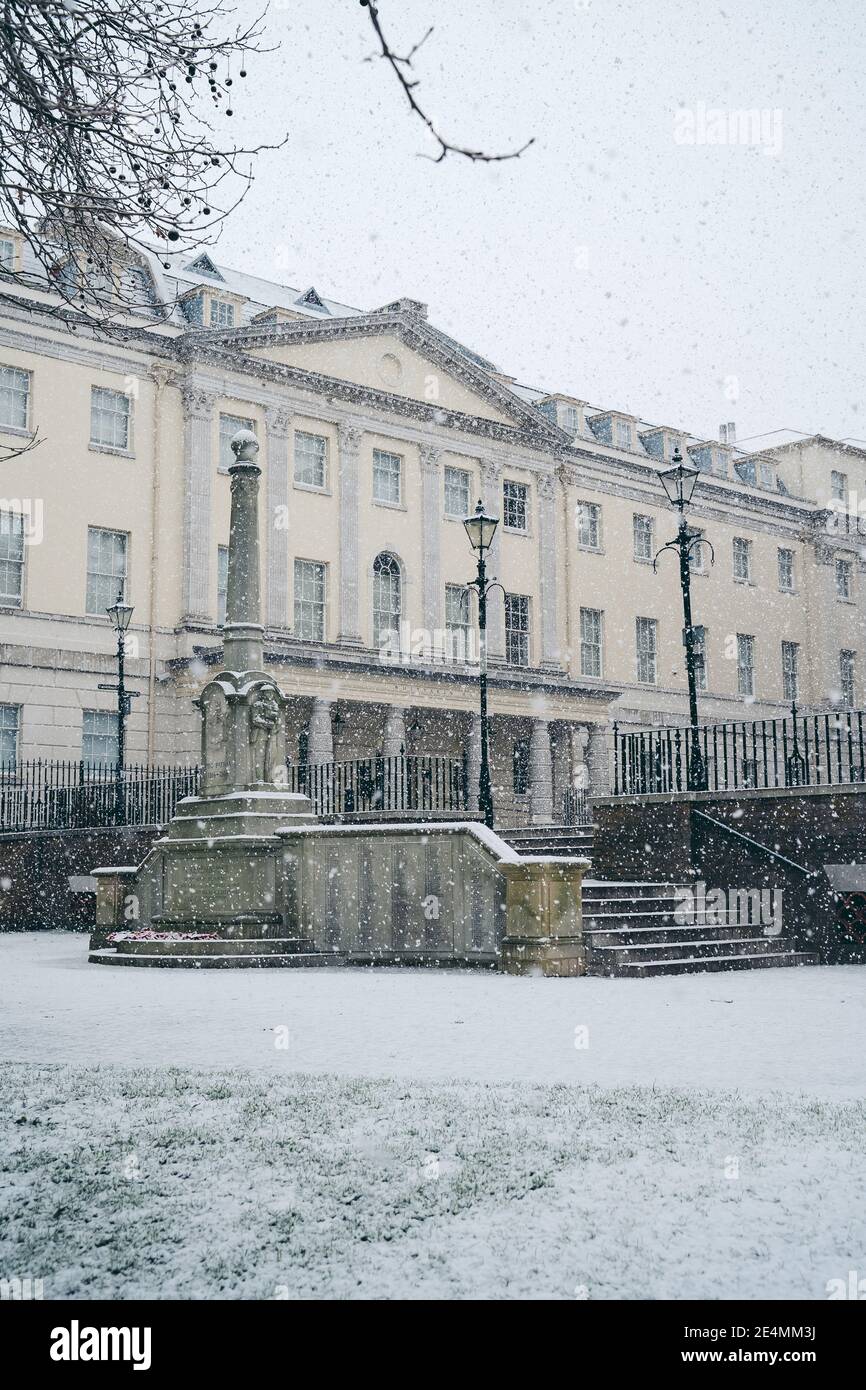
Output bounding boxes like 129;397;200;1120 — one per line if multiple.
655;448;712;790
101;590;135;824
463;499;500;828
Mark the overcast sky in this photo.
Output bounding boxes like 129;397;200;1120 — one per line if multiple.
215;0;866;448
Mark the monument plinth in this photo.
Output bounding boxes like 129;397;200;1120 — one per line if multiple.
126;429;316;939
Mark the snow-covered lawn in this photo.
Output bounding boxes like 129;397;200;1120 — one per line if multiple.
1;934;864;1095
2;1062;864;1300
1;934;864;1299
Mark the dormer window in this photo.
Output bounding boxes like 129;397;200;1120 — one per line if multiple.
0;235;16;271
560;405;580;433
296;286;329;313
615;420;632;449
186;253;224;281
209;298;235;328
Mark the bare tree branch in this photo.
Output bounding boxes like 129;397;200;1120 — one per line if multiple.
360;1;534;165
0;0;287;330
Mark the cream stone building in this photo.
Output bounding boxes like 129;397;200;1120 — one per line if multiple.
1;237;864;821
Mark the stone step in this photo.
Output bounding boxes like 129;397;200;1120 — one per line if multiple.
594;951;820;979
589;936;795;965
89;948;340;969
113;936;313;957
586;923;780;947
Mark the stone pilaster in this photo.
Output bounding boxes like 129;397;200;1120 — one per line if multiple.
419;446;442;647
180;383;215;623
382;706;407;758
307;698;334;764
264;405;291;632
529;719;554;824
537;472;560;667
481;458;504;658
337;422;363;645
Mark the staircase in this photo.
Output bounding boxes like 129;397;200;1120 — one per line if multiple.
582;881;818;977
499;823;595;859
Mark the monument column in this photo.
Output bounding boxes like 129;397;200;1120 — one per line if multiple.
264;405;292;632
223;436;265;676
419;446;442;647
181;383;215;623
337;422;363;645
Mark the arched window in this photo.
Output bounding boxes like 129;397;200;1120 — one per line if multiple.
373;552;402;651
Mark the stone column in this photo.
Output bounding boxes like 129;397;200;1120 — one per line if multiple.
529;719;554;824
264;405;291;632
223;433;265;675
180;383;215;623
466;712;482;811
420;446;442;648
382;706;407;758
337;422;363;645
481;458;504;657
307;698;334;764
537;472;560;667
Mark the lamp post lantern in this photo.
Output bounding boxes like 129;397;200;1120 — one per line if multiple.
101;590;136;824
655;448;712;790
463;499;500;828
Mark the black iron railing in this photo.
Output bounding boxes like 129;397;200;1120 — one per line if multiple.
613;707;866;796
286;753;467;818
0;759;200;833
561;788;592;826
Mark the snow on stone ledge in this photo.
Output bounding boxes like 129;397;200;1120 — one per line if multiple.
274;820;589;869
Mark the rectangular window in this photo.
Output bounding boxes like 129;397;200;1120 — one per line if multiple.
503;480;528;532
86;527;127;616
219;413;255;472
294;431;328;489
444;466;470;519
561;405;580;433
836;557;852;600
633;514;654;562
293;559;326;642
830;470;847;503
778;547;794;592
209;298;235;328
737;634;755;697
372;448;402;505
504;593;530;667
82;710;119;767
0;238;15;269
217;545;228;627
580;607;603;677
0;703;19;765
512;738;531;795
0;510;24;607
692;624;707;691
840;650;856;708
615;420;632;448
444;584;471;661
782;641;799;701
733;537;752;582
635;617;657;684
577;501;601;550
90;386;130;451
0;365;30;431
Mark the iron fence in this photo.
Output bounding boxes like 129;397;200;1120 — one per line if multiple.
561;788;592;825
613;707;866;796
0;759;200;833
286;753;467;818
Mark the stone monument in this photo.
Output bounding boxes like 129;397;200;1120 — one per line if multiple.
129;428;316;939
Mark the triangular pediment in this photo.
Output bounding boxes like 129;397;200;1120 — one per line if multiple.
206;314;565;435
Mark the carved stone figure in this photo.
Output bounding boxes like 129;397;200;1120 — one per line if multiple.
248;685;282;783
